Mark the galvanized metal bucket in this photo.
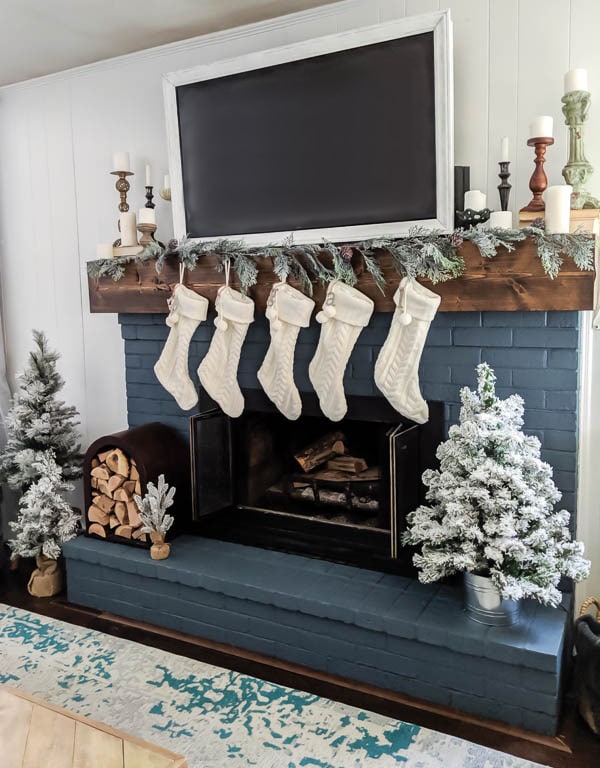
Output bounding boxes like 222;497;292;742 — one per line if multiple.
463;572;520;626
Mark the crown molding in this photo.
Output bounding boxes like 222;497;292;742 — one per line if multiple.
0;0;374;93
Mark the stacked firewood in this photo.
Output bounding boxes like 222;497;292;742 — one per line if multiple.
87;448;147;542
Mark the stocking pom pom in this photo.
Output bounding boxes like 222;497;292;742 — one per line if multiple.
166;312;179;328
315;311;328;324
214;317;228;331
271;318;283;331
324;305;336;319
398;312;413;326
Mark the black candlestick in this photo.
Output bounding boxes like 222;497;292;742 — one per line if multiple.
145;185;155;209
498;161;511;211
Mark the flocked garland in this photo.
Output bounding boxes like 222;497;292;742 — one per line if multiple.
86;225;595;293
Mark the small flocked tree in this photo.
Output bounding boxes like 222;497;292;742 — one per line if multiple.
8;451;79;560
0;330;82;492
402;363;590;607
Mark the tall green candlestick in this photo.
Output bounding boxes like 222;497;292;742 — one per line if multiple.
561;90;600;209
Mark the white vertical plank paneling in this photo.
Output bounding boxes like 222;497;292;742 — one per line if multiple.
515;0;570;211
486;0;519;218
447;0;490;194
406;0;439;16
378;0;406;23
570;0;600;604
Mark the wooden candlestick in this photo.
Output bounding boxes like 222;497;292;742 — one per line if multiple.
520;137;554;212
497;161;511;212
137;222;157;247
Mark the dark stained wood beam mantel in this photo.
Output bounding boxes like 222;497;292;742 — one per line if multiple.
87;239;595;314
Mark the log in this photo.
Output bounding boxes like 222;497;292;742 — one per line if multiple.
93;494;115;514
114;501;128;525
294;431;346;472
127;501;142;528
88;505;110;526
90;477;99;490
134;480;142;496
88;523;106;538
108;474;126;493
113;487;132;503
97;449;113;463
115;525;133;539
91;457;100;469
90;465;110;480
132;528;147;542
105;449;130;477
96;478;112;497
129;464;139;481
326;456;369;474
122;479;136;495
108;515;120;529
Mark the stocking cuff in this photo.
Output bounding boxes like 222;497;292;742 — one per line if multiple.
270;283;315;327
217;287;255;324
394;278;441;321
322;281;374;327
171;284;209;321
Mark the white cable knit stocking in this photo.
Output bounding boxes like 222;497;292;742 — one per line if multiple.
197;286;254;418
154;283;208;411
308;281;374;422
257;283;315;420
374;277;440;424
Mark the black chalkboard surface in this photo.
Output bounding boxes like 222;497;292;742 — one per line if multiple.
177;31;436;238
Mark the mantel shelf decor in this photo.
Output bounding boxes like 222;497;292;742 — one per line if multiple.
87;228;595;315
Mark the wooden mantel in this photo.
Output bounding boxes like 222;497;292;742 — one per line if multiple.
87;239;594;314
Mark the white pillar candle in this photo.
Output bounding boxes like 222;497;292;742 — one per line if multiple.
545;185;573;233
145;164;152;186
464;190;486;210
96;242;114;259
564;68;589;94
501;136;509;162
488;211;513;230
112;151;130;173
529;116;553;139
138;207;156;225
163;174;171;190
119;211;138;246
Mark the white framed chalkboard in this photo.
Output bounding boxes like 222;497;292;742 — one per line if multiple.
164;10;453;245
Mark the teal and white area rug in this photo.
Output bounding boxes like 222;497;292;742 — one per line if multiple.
0;603;548;768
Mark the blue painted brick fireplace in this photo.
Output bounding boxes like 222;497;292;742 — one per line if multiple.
120;309;580;517
64;308;580;735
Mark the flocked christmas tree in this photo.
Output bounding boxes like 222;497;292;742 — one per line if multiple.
0;330;82;492
8;451;79;560
402;363;590;606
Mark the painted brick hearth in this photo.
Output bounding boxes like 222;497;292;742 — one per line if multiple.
120;309;580;516
64;308;580;736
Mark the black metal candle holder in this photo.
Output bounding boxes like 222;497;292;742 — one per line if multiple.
455;208;491;229
145;185;155;209
498;161;511;211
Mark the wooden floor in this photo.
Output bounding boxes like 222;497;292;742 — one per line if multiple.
0;687;187;768
1;550;598;768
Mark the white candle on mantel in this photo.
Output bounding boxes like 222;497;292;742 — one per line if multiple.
488;211;513;230
138;207;156;225
564;68;589;94
145;164;152;186
96;242;114;259
529;116;553;139
545;185;572;233
464;190;486;210
163;174;171;190
501;137;509;162
119;211;138;246
112;151;130;173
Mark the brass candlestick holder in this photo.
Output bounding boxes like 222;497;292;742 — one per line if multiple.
498;161;511;211
110;170;134;213
562;90;600;209
520;137;554;212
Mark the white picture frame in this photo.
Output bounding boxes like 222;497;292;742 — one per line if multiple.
163;9;453;246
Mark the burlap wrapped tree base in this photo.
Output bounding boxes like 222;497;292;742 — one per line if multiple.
27;554;63;597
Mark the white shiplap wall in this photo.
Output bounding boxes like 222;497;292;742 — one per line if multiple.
1;0;599;590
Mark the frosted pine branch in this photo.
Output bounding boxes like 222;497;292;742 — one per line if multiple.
134;474;176;535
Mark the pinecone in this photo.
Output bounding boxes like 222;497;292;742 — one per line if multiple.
531;217;545;230
449;232;464;248
167;238;179;251
340;245;354;263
